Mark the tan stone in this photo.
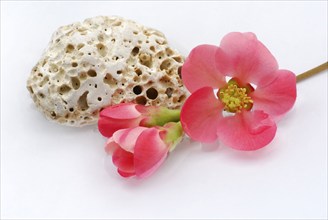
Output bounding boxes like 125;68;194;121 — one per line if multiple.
27;16;187;126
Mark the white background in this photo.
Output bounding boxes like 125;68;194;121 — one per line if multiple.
1;1;327;219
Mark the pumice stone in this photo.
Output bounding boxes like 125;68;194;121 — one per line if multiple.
27;16;187;126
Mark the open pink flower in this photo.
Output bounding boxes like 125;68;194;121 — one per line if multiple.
181;32;296;151
98;103;180;138
105;123;182;178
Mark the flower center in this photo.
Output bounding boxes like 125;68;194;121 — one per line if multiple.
217;78;254;113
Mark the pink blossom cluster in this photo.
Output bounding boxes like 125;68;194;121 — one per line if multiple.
98;32;297;178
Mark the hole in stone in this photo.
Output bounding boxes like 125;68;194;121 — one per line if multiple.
79;72;87;80
165;87;174;98
98;34;104;42
165;48;174;56
178;95;186;102
71;77;80;90
146;88;158;100
117;70;122;74
139;53;152;68
135;68;142;76
133;85;142;95
178;66;182;78
27;86;34;94
112;20;122;26
141;75;148;81
96;43;107;57
78;91;89;111
131;47;140;56
66;44;74;53
49;64;58;73
160;59;172;71
150;46;155;52
136;96;147;105
87;69;97;77
59;84;71;94
97;97;102;101
39;93;45;98
156;39;166;45
50;111;56;118
104;73;117;86
160;75;171;83
95;84;98;88
69;108;74;112
133;76;140;82
77;43;85;50
72;62;78;67
39;76;49;87
156;51;165;60
173;56;183;63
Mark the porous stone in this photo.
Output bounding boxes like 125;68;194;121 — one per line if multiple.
27;16;186;126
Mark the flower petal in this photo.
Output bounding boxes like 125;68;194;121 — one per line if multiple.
134;128;168;178
98;117;140;138
105;137;120;154
100;103;141;119
251;70;297;118
215;32;278;86
112;127;148;153
117;169;135;178
112;147;135;175
181;87;223;143
217;110;277;151
182;45;226;93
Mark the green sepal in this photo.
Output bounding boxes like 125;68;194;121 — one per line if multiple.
145;107;181;127
162;122;184;152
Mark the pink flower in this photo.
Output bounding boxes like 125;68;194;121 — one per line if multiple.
181;32;297;151
98;103;180;138
105;123;182;178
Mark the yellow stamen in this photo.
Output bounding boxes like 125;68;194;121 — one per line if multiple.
218;82;253;113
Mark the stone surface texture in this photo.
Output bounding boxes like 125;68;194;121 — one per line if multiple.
27;16;186;126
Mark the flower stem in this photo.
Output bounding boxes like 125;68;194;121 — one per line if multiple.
147;107;181;127
164;121;183;152
296;61;328;83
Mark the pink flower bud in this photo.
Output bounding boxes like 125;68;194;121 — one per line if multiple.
98;103;180;138
105;123;183;178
